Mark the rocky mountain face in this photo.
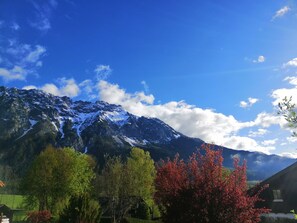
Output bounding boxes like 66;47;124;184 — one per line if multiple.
0;86;295;180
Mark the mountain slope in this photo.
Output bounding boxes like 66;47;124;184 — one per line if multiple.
0;86;295;180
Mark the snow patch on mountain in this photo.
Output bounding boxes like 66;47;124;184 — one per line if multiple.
102;110;129;126
16;119;38;140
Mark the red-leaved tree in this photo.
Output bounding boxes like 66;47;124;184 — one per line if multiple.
26;210;52;223
154;145;269;223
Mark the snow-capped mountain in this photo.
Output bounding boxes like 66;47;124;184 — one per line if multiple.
0;86;295;180
0;86;181;148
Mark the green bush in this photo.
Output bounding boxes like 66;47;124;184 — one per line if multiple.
58;194;101;223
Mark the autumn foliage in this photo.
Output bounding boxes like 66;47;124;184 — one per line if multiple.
154;145;269;223
26;210;52;223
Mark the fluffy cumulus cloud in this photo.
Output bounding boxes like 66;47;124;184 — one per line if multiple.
253;112;284;128
253;56;265;63
23;78;80;97
272;6;290;20
283;58;297;68
239;97;259;108
97;80;285;154
271;76;297;106
0;66;28;82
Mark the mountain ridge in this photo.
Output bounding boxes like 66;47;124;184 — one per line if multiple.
0;86;295;181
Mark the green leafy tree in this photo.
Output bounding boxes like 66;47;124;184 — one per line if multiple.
101;147;156;223
278;96;297;136
22;145;95;213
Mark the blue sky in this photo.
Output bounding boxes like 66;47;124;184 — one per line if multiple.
1;0;297;157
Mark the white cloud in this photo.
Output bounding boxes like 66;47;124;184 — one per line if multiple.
271;76;297;106
98;80;154;106
31;18;51;31
24;78;80;97
239;101;248;108
248;128;269;137
279;152;297;159
97;80;281;154
23;85;37;90
79;79;98;99
41;84;60;96
253;55;265;63
286;136;297;143
254;112;285;128
141;80;149;93
42;78;80;97
222;136;275;154
272;6;290;20
239;97;259;108
25;45;46;63
261;139;278;146
94;65;112;80
283;58;297;68
0;66;27;82
0;40;46;82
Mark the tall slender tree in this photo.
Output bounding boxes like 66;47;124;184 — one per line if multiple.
101;147;156;223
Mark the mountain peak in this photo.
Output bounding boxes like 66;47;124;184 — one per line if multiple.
0;86;295;181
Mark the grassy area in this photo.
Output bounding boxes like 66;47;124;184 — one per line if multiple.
0;194;25;209
0;194;162;223
0;194;28;222
13;210;27;223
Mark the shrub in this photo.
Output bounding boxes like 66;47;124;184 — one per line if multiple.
58;194;101;223
26;210;51;223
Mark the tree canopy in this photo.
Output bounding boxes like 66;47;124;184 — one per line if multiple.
278;96;297;136
154;145;269;223
22;145;95;213
101;147;156;222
